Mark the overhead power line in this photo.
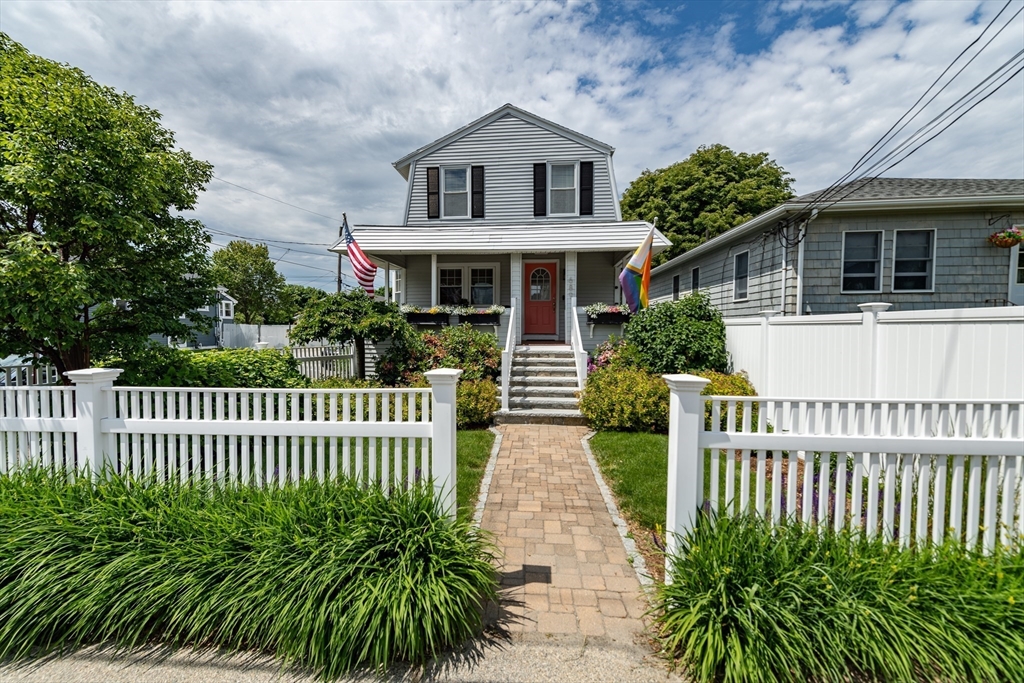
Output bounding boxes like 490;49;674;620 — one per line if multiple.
211;176;346;223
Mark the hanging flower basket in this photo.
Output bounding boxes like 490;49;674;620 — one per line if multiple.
988;226;1023;248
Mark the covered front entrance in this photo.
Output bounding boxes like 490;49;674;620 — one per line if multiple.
524;261;558;337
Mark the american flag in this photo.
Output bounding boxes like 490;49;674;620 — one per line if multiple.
342;215;377;296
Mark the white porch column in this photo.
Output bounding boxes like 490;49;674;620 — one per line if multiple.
430;254;438;307
565;251;578;344
510;252;522;345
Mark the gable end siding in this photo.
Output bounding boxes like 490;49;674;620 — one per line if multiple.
406;114;617;225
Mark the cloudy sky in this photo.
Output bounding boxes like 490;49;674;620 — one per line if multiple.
3;0;1022;288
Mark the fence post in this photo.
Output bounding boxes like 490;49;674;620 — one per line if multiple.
66;368;122;479
858;303;891;399
758;310;779;396
663;373;710;583
425;368;462;519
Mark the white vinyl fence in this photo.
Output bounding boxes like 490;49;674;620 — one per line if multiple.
289;345;355;381
0;368;462;517
663;375;1024;579
1;364;60;387
726;304;1024;400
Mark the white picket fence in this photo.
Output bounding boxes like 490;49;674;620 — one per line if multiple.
289;345;354;381
663;376;1024;579
726;304;1024;400
0;368;462;516
1;364;60;387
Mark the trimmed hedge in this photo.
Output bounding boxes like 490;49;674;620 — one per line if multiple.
658;513;1024;683
0;468;497;678
100;345;307;388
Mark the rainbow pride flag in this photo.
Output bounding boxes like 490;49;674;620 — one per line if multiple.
618;227;654;313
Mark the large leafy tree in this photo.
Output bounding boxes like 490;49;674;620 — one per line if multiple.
0;34;215;379
289;291;409;379
211;240;285;324
621;144;795;263
265;284;326;325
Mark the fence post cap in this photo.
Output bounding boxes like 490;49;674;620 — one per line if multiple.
857;302;892;314
424;368;463;385
662;374;711;392
65;368;123;383
758;310;781;318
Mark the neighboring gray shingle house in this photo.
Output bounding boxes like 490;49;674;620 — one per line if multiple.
151;286;236;349
649;178;1024;315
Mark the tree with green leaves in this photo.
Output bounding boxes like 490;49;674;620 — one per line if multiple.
265;284;326;325
0;34;215;379
288;290;409;379
211;240;285;325
621;144;795;263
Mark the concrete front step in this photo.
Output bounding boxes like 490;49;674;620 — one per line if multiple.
510;397;579;410
510;357;575;367
510;376;578;388
510;385;579;397
510;366;577;377
493;408;588;426
514;346;574;357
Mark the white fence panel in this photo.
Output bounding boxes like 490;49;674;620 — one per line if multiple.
220;323;294;349
290;345;355;381
663;375;1024;580
0;368;462;517
1;364;60;387
726;305;1024;401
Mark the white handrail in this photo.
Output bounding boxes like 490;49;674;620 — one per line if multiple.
569;297;587;390
501;299;516;411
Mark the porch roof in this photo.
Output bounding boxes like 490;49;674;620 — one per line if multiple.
329;221;671;256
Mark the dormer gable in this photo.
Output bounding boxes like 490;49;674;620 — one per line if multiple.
397;104;621;226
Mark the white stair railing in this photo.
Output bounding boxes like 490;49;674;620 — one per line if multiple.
569;297;587;391
501;299;516;412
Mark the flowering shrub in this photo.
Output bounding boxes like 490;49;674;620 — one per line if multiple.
587;337;641;373
584;302;629;318
988;225;1023;246
376;324;501;385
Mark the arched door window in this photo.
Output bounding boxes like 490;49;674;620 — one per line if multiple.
530;268;551;301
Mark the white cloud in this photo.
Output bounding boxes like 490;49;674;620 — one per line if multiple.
1;0;1021;286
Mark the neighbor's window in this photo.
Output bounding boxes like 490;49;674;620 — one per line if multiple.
733;251;749;301
220;301;233;319
442;167;469;218
672;275;680;300
470;268;494;305
1017;247;1024;285
842;231;883;292
892;230;935;291
691;267;700;291
549;163;577;215
439;268;463;304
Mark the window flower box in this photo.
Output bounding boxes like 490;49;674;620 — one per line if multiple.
405;312;450;325
588;311;631;325
458;313;501;326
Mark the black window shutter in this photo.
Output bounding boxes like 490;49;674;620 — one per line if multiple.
579;161;594;216
533;163;547;216
426;167;440;219
471;166;485;218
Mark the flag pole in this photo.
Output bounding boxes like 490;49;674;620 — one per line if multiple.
337;213;346;293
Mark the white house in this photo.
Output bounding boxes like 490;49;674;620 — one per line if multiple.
331;104;670;422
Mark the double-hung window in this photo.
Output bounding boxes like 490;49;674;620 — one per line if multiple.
672;275;680;300
548;162;577;215
733;252;749;301
220;301;233;319
442;166;470;218
841;231;883;292
691;267;700;291
437;263;499;306
892;230;935;291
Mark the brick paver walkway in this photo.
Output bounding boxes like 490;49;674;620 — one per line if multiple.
481;425;647;642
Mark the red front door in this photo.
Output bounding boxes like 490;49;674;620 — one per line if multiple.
524;262;557;336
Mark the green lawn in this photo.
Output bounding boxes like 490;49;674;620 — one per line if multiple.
457;429;495;520
589;432;669;531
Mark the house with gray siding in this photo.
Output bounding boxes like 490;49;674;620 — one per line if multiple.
152;286;237;349
649;178;1024;316
330;104;670;422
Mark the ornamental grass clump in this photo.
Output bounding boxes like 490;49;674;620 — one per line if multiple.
0;468;497;678
657;513;1024;683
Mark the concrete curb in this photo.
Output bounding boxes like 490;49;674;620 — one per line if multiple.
580;431;653;587
472;427;504;525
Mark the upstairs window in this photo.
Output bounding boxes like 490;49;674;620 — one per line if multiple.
549;163;577;215
892;229;935;291
842;231;883;293
733;252;749;301
220;301;234;319
533;161;594;217
442;166;469;218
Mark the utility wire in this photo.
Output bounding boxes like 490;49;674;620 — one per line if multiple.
206;227;334;247
211;176;345;223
